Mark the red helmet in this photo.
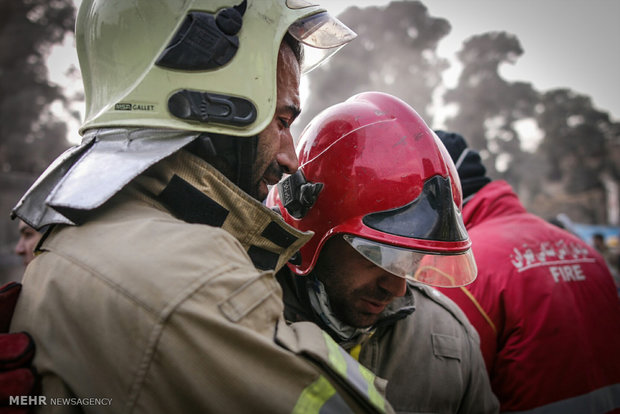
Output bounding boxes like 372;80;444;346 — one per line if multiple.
267;92;476;287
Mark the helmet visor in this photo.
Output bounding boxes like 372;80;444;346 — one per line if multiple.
343;235;477;287
288;11;357;73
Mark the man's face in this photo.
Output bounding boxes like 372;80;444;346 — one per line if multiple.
15;220;41;266
313;236;408;328
593;236;605;250
252;43;301;201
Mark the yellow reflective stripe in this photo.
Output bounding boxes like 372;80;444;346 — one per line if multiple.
349;344;362;361
358;363;386;411
292;375;337;414
322;332;386;413
322;331;348;376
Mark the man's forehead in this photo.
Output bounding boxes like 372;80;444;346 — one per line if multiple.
278;40;301;72
276;44;301;113
278;44;301;85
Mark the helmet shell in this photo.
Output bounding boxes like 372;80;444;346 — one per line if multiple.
268;91;469;275
76;0;329;136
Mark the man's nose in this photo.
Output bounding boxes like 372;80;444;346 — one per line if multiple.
378;273;407;298
15;239;26;256
276;131;299;174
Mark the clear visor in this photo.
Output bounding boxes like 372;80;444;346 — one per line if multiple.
288;11;357;73
343;235;478;288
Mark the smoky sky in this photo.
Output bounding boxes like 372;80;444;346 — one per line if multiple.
323;0;620;121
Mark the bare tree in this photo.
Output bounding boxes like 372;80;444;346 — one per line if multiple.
0;0;75;283
297;1;450;138
535;89;620;223
443;32;539;183
0;0;75;175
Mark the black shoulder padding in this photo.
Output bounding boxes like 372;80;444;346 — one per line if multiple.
158;174;229;227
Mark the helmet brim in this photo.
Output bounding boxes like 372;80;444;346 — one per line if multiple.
287;11;357;73
344;234;478;287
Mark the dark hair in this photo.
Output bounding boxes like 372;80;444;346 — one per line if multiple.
282;32;304;65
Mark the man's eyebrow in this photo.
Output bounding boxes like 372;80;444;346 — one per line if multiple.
284;104;302;120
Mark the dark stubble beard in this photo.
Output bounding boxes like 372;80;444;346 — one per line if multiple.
255;161;285;201
314;260;394;329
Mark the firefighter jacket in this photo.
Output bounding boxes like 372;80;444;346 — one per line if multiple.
277;268;500;414
439;180;620;413
11;149;393;414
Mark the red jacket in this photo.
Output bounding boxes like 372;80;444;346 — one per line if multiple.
440;180;620;413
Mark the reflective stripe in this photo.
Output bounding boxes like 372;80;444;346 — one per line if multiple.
323;331;348;376
349;344;362;361
292;375;337;414
322;332;387;412
503;383;620;414
358;362;386;410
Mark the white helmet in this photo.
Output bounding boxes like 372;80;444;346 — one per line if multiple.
77;0;356;136
13;0;356;229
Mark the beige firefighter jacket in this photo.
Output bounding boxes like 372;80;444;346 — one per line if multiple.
279;270;500;414
11;150;392;414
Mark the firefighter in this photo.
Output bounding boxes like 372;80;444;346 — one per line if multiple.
435;130;620;413
14;220;42;268
268;91;499;413
6;1;393;412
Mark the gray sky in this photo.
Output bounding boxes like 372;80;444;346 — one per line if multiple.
323;0;620;121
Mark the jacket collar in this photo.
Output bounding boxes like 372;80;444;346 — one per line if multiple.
125;149;313;272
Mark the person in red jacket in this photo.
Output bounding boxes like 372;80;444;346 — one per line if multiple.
435;130;620;414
